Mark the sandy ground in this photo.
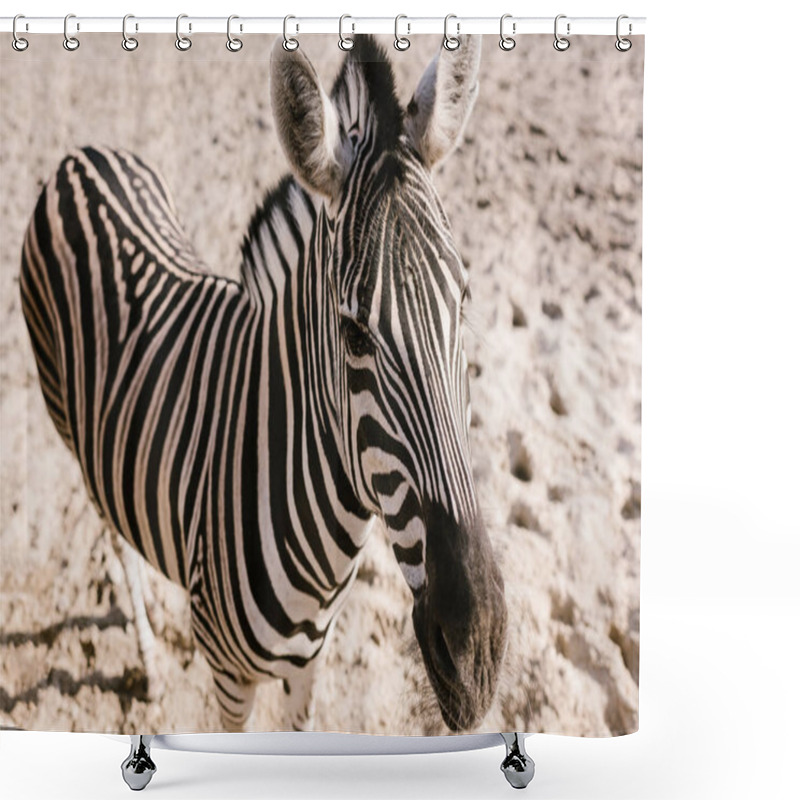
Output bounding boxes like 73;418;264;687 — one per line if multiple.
0;34;643;736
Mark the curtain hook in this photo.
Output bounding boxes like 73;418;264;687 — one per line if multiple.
63;13;80;51
122;14;139;51
616;14;632;52
553;14;570;52
12;14;29;52
339;14;355;50
227;15;243;52
443;13;460;51
283;15;299;51
176;13;192;51
394;14;410;51
499;14;516;51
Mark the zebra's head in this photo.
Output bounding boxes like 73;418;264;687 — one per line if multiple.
271;35;507;731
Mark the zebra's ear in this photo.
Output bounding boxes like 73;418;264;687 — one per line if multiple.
270;39;350;198
404;36;481;169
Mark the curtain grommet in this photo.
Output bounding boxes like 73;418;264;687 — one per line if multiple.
63;13;80;51
283;15;299;51
394;15;410;51
443;14;460;51
338;14;355;51
175;14;192;51
554;14;570;51
615;15;632;51
499;14;516;51
122;14;139;51
12;14;29;51
226;15;243;52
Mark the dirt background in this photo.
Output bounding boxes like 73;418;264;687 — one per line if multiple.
0;34;643;737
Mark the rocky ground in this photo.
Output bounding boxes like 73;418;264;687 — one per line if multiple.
0;34;643;736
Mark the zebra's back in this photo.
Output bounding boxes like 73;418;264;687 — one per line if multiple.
19;146;247;587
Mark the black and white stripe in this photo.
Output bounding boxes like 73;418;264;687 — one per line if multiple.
20;35;506;733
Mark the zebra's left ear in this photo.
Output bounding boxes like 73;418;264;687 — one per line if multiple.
270;39;351;198
404;36;481;169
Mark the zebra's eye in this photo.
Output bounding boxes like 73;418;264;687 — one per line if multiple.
341;316;374;358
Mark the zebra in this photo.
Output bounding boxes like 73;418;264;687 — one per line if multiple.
19;34;507;734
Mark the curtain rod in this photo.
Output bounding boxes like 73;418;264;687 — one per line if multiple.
1;16;646;37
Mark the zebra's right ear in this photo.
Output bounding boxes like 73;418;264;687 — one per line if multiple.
404;36;481;169
270;40;350;198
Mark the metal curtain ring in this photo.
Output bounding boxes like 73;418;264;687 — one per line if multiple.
12;14;29;51
616;14;632;52
443;14;460;51
553;14;570;51
394;15;410;51
339;14;354;50
176;14;192;51
122;14;138;51
227;15;243;52
63;13;80;51
499;14;516;51
283;15;299;51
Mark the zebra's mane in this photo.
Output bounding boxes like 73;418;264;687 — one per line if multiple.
238;174;316;288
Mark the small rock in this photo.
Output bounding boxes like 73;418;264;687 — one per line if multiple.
542;301;563;320
621;482;641;520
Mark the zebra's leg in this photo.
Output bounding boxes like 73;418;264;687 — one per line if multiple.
111;533;165;700
283;658;321;732
210;667;257;732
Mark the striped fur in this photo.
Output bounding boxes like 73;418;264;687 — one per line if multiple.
20;36;506;733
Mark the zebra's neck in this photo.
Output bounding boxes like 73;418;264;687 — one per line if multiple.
238;176;373;601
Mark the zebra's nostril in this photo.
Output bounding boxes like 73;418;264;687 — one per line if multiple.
431;623;457;679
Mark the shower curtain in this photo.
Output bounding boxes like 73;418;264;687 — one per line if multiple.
0;30;643;739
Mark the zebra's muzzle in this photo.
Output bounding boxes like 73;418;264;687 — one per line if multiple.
411;504;508;732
